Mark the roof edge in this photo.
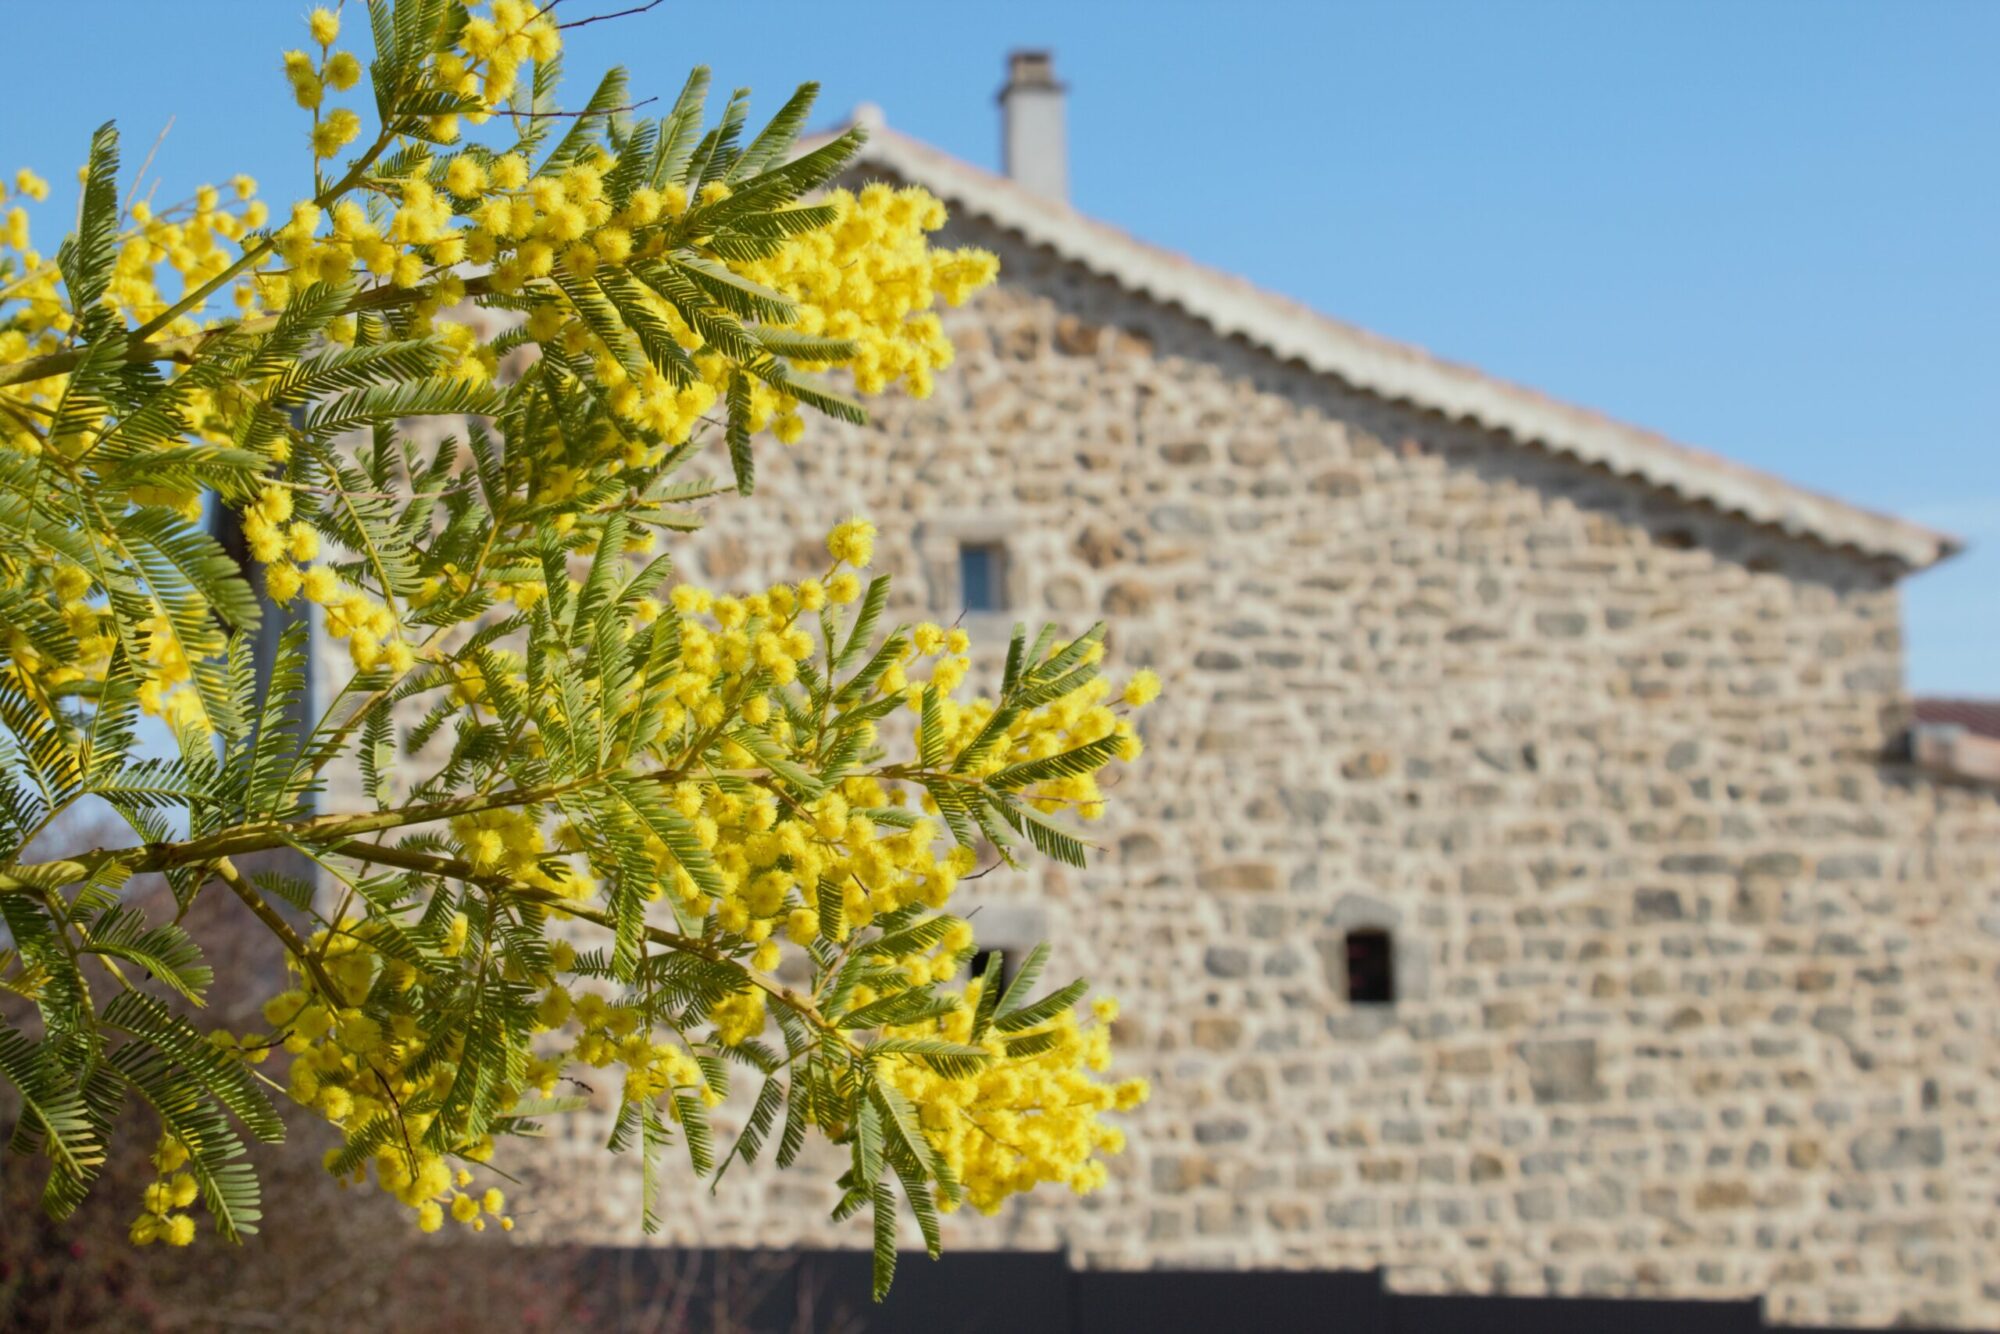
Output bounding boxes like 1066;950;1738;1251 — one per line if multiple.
823;123;1961;574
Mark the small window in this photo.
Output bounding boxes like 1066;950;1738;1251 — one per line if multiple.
969;947;1014;999
958;541;1007;613
1345;929;1394;1005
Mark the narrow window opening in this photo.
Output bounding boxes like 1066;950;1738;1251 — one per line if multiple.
1345;929;1394;1005
959;541;1008;613
969;947;1014;999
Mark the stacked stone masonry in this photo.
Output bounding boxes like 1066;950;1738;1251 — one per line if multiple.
319;213;2000;1328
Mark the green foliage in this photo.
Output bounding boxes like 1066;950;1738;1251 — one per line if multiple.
0;1;1139;1300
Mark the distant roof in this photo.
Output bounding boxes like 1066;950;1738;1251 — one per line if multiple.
812;120;1961;573
1915;698;2000;740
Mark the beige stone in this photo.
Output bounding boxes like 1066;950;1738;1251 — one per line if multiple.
313;201;2000;1331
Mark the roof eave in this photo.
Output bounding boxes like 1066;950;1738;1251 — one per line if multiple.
808;124;1960;574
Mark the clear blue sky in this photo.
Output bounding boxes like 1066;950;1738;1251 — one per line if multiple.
4;2;1992;693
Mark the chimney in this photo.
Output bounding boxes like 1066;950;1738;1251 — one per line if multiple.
998;50;1067;203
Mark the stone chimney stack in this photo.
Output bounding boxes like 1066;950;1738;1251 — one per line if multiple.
998;50;1067;203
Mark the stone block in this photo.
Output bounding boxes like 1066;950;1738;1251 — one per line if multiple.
1522;1037;1606;1105
1849;1127;1944;1172
1634;887;1684;922
1461;861;1520;896
1190;1018;1243;1051
1536;610;1590;638
1342;750;1392;780
1694;1181;1753;1210
1194;1119;1251;1146
1204;946;1252;979
1197;863;1278;892
1150;505;1214;537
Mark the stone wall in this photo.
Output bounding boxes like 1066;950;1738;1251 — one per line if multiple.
377;216;2000;1327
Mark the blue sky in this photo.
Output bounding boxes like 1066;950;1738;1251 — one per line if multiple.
3;2;1992;692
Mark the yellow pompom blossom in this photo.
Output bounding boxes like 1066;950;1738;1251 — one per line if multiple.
708;990;768;1046
247;922;524;1237
311;108;364;160
739;182;999;400
883;981;1148;1213
325;50;363;92
1;8;1139;1290
129;1136;203;1247
826;518;876;568
1122;668;1161;708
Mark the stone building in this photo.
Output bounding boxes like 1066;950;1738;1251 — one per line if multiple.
320;52;2000;1330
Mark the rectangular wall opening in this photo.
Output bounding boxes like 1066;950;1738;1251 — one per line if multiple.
1345;929;1395;1005
959;541;1008;614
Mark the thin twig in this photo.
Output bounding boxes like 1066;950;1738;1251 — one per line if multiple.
124;116;176;217
557;0;665;31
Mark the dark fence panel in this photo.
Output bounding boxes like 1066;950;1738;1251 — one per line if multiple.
1390;1293;1760;1334
575;1249;1984;1334
1074;1266;1388;1333
577;1247;1075;1333
825;1249;1074;1334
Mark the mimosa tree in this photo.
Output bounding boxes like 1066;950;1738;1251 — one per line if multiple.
0;0;1152;1298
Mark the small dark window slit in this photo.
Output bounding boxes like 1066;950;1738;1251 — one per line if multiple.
1345;929;1394;1005
970;948;1014;999
959;542;1007;614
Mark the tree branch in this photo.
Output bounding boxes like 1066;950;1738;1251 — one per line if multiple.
214;856;346;1006
0;273;502;390
326;837;855;1052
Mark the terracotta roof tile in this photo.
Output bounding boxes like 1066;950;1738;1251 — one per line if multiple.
1914;698;2000;740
